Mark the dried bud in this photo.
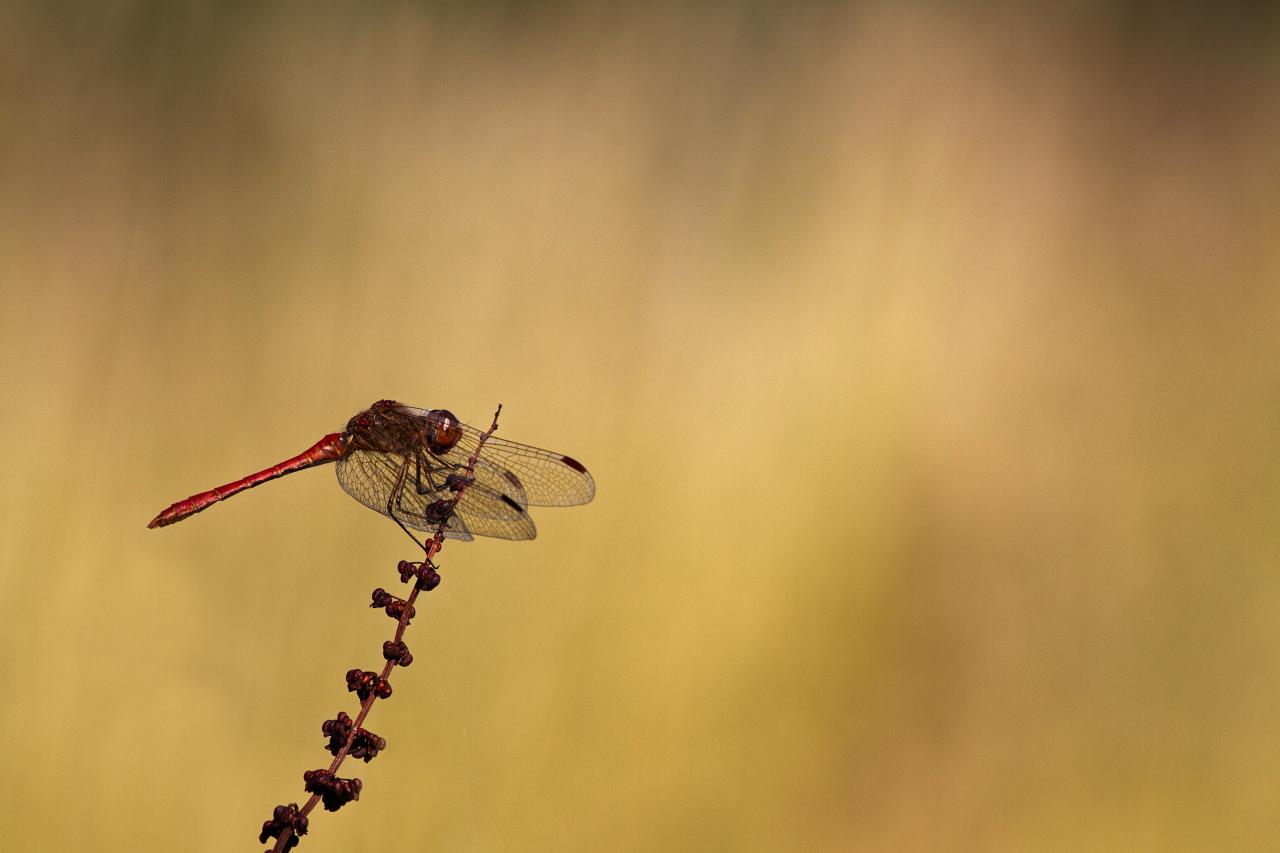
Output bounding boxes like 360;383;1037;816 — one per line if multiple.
303;769;363;812
417;566;441;592
259;802;307;848
322;712;354;756
382;640;413;667
444;473;473;492
345;669;392;702
397;559;441;591
371;587;416;621
350;727;387;762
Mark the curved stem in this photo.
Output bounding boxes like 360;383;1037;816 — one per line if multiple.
268;405;502;852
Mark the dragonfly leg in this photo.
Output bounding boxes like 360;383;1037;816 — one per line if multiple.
413;450;455;496
386;453;427;552
413;451;430;495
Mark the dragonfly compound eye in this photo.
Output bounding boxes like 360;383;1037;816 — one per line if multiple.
425;409;463;454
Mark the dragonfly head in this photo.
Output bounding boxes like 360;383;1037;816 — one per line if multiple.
423;409;463;454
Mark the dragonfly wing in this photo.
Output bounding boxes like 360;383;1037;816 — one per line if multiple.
472;457;530;507
389;404;595;507
441;511;473;541
440;426;596;507
335;449;532;540
452;481;537;541
336;449;461;534
335;450;418;526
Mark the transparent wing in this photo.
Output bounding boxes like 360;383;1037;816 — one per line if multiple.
335;449;536;540
336;404;593;541
387;410;595;507
333;449;405;520
335;450;472;539
466;431;595;507
453;482;537;540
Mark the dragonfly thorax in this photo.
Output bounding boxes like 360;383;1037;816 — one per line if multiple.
344;401;463;456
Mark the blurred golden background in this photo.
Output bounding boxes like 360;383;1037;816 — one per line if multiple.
1;3;1278;851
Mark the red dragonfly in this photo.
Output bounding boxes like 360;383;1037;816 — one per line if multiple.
148;400;595;541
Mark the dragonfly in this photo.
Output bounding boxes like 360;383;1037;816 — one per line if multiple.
148;400;595;542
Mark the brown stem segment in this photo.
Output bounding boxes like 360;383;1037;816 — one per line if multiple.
267;405;502;853
148;433;348;528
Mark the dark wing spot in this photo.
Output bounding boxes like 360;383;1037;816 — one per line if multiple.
500;494;526;514
504;470;523;490
560;455;588;474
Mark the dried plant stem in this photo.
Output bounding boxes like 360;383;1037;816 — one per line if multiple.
264;405;503;853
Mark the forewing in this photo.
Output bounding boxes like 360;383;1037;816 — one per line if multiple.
388;404;594;507
437;425;596;507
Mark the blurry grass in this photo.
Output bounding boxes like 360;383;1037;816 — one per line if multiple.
0;2;1279;851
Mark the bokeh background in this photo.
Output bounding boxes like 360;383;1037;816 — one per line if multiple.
2;3;1278;851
